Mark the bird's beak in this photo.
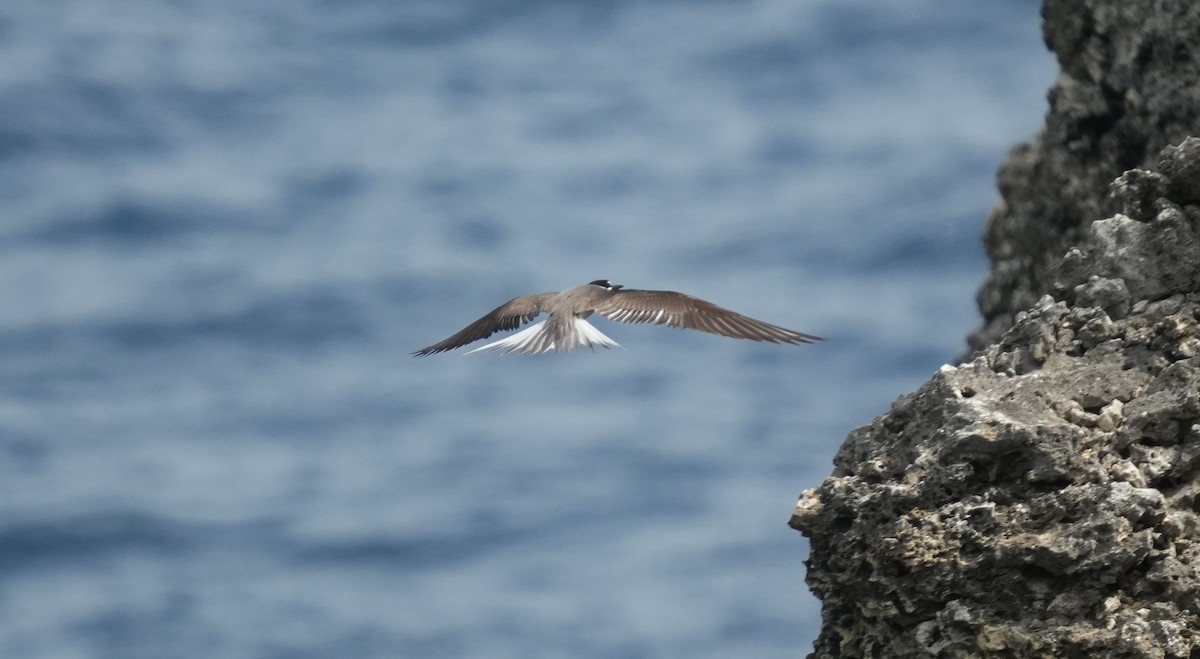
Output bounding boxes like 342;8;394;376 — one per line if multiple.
612;283;624;290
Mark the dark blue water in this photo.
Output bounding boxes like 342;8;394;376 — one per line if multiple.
1;1;1053;657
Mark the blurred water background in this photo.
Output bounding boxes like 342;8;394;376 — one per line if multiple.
0;1;1055;657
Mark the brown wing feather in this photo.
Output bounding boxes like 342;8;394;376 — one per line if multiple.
595;289;822;344
412;293;553;356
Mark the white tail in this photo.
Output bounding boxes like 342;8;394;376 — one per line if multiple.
466;318;623;355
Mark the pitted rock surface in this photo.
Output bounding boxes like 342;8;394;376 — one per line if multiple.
793;138;1200;658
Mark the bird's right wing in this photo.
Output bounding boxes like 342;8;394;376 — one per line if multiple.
412;293;553;356
596;289;822;344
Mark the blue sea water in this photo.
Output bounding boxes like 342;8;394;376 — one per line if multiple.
0;1;1055;657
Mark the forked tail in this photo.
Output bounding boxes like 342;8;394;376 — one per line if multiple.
465;318;623;355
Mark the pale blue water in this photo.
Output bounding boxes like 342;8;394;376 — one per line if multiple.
0;1;1054;657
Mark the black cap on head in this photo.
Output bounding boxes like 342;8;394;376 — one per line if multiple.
588;279;623;290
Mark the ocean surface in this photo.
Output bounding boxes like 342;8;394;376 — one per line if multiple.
1;1;1055;657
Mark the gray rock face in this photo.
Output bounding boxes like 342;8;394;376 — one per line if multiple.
794;1;1200;652
970;0;1200;352
792;147;1200;654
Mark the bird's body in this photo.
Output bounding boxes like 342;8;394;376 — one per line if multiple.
412;280;822;356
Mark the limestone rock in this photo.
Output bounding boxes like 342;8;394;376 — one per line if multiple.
795;0;1200;653
793;141;1200;656
969;0;1200;352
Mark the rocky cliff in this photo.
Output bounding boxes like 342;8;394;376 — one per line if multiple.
791;0;1200;656
970;0;1200;351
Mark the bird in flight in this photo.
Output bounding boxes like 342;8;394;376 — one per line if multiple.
413;280;822;356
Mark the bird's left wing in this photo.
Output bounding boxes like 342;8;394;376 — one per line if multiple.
413;293;554;356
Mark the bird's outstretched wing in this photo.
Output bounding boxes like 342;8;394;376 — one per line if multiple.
413;293;554;356
595;289;822;344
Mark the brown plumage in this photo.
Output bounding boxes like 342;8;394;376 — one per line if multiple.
411;293;553;356
596;289;821;344
412;280;822;356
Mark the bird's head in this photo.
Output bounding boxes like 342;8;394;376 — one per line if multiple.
588;279;623;291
